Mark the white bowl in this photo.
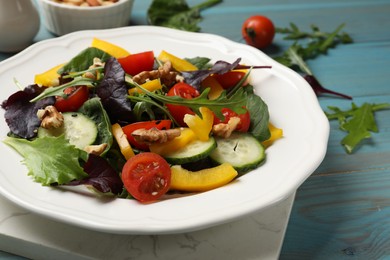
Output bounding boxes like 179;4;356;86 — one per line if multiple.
37;0;134;36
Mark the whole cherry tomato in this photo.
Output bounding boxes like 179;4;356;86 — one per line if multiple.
117;51;155;76
121;152;171;203
166;82;200;126
54;86;89;112
213;108;251;132
213;71;246;89
242;15;275;49
122;120;172;151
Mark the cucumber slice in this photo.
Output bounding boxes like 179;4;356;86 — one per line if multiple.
38;112;98;150
210;133;265;173
164;137;217;165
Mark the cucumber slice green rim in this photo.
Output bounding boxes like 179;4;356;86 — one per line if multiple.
210;133;265;174
38;112;98;150
164;137;217;165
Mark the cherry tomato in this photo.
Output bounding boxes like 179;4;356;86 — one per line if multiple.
242;15;275;49
166;82;200;126
121;152;171;203
213;108;251;132
213;71;246;89
54;86;89;112
122;120;172;151
117;51;155;76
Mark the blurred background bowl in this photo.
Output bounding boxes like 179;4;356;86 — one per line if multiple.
37;0;134;36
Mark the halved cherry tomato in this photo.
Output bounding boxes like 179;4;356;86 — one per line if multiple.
242;15;275;49
117;51;155;76
54;86;89;112
122;120;172;151
213;71;246;89
213;107;251;132
122;152;171;203
166;82;200;126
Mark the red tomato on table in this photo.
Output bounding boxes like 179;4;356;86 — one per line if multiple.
242;15;275;49
121;152;171;203
213;108;251;132
122;120;172;151
117;51;155;76
166;82;200;126
54;86;89;112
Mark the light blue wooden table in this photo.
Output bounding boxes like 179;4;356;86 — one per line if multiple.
1;0;389;259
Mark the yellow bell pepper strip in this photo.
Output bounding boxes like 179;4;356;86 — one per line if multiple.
91;38;130;58
149;128;196;156
112;123;135;160
34;63;64;87
128;78;163;95
158;50;198;72
183;107;214;141
262;123;283;148
200;75;224;100
170;163;238;192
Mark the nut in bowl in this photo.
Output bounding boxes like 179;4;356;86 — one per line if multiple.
37;0;134;36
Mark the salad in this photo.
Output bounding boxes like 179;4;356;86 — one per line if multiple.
1;38;282;203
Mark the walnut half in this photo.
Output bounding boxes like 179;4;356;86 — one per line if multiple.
132;61;184;87
212;117;241;138
84;143;108;156
37;105;64;129
131;128;181;145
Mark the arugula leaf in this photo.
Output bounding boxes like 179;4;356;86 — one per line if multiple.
273;23;353;99
130;95;179;125
30;77;95;102
147;0;222;32
282;44;312;75
133;83;247;120
276;23;352;44
4;135;88;185
325;103;390;153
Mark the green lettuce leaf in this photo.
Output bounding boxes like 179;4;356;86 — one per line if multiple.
4;136;87;185
244;86;270;141
58;47;112;74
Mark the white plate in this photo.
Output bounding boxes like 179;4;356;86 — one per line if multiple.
0;26;329;234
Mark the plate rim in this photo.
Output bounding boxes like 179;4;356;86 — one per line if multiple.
0;25;329;234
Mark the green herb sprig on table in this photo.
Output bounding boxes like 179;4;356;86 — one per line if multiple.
147;0;222;32
273;23;389;153
326;103;390;154
273;23;353;99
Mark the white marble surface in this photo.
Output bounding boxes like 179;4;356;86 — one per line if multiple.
0;192;294;260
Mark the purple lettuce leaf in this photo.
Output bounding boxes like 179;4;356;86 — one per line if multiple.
68;153;123;195
304;74;352;100
96;57;135;124
182;58;271;89
182;58;242;89
1;84;55;139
